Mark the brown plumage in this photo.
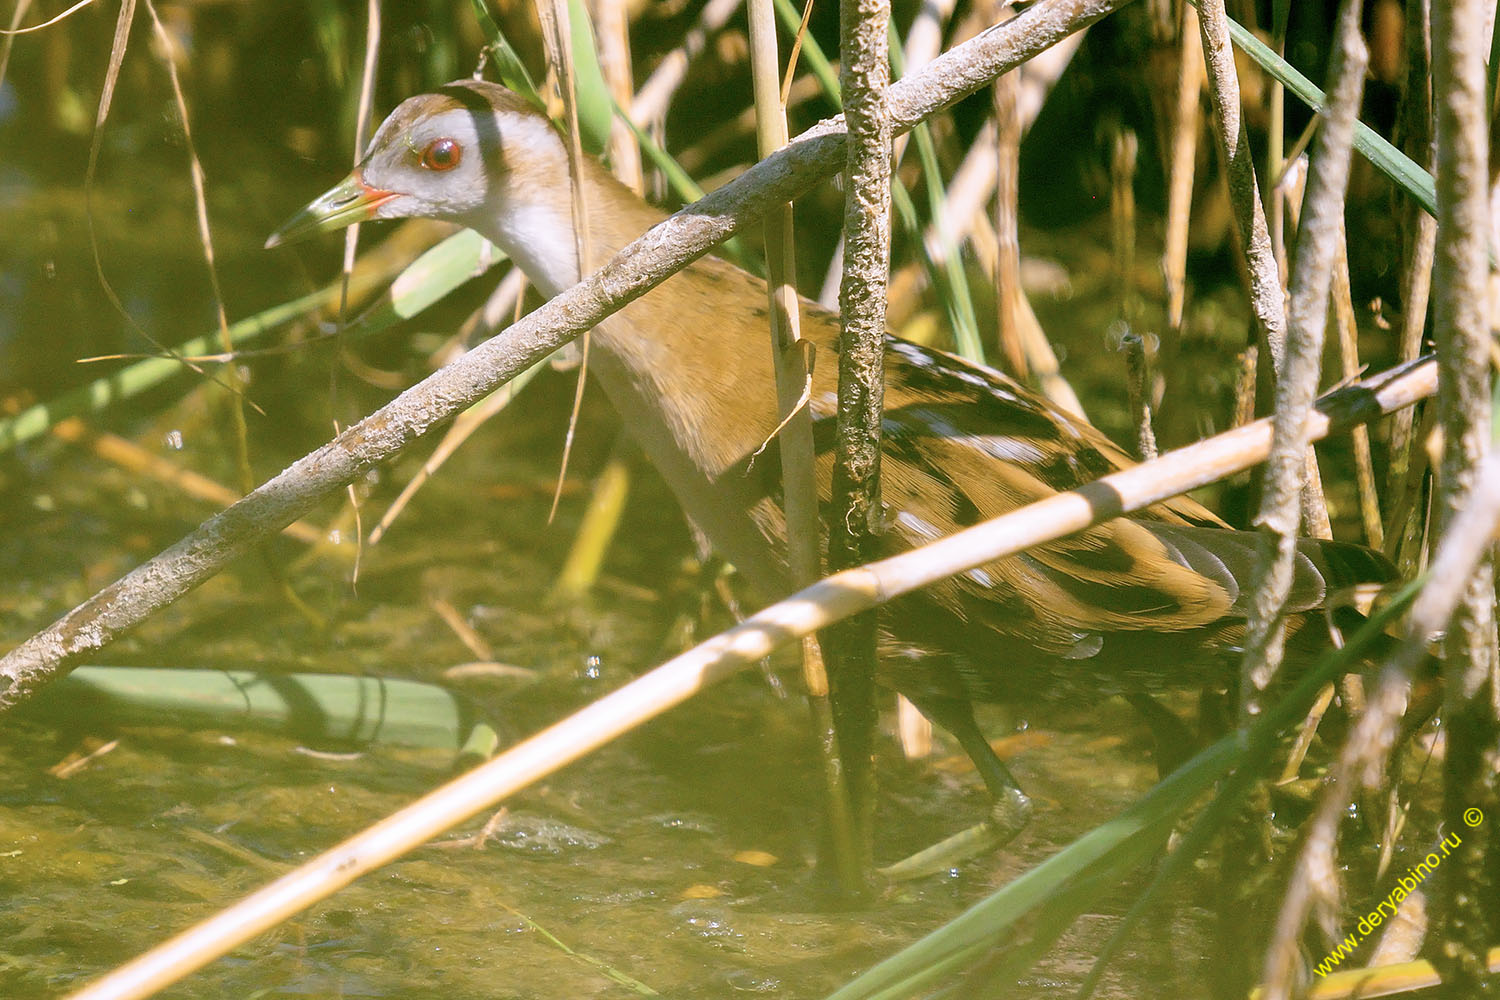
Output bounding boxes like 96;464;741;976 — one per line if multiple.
268;80;1396;827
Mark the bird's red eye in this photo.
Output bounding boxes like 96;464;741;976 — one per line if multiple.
420;137;461;171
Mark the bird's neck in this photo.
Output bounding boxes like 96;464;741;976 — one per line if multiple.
476;159;666;296
473;161;821;595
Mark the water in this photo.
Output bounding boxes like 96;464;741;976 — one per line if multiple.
0;337;1201;995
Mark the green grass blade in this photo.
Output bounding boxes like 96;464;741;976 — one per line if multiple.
1;229;505;454
469;0;608;156
612;103;755;270
888;23;985;364
1073;579;1424;998
0;286;331;453
825;580;1422;1000
612;103;706;203
768;0;985;360
827;737;1238;1000
565;0;614;156
354;228;507;334
469;0;545;111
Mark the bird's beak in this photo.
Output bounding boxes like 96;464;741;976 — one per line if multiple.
264;171;399;249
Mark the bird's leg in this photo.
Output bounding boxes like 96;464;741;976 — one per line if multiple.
1124;692;1197;779
911;695;1033;840
876;694;1032;880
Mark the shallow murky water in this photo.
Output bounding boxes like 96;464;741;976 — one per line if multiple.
0;376;1208;998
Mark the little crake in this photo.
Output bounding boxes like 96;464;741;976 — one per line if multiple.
268;80;1395;840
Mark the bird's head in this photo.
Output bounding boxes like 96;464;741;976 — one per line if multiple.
265;80;562;249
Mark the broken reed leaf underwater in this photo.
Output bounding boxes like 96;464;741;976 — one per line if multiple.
22;665;500;761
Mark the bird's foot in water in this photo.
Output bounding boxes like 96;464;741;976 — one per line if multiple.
988;785;1034;840
876;789;1033;881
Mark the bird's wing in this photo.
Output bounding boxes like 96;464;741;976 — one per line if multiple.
875;338;1392;643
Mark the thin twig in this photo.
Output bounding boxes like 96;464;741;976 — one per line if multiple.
81;2;260;421
339;0;381;312
781;0;815;102
992;58;1029;375
1197;0;1331;534
0;0;92;35
143;0;253;497
1330;224;1383;548
1162;2;1202;335
1237;0;1365;724
538;0;597;526
826;0;896;884
1110;126;1138;322
1384;0;1435;571
0;0;27;90
746;0;855;891
329;0;383;589
1197;0;1285;368
1265;0;1290;282
1429;0;1500;986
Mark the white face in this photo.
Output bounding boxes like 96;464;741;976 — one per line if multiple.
356;100;580;293
359;98;561;212
357;106;498;223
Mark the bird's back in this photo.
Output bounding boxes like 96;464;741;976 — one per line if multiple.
719;304;1394;702
852;336;1394;702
